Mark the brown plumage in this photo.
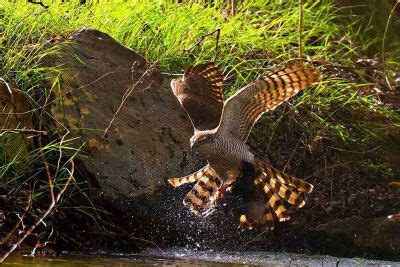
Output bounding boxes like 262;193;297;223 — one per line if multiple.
169;62;318;229
171;62;224;130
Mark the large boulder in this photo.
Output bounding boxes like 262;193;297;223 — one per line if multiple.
45;28;200;199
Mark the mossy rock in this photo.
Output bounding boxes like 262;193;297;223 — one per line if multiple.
0;80;33;166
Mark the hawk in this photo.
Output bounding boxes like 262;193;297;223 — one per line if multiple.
168;62;318;229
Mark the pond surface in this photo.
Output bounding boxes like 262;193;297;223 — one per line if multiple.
3;249;399;266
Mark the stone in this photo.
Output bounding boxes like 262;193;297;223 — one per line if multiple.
306;216;400;259
0;80;33;163
44;28;201;201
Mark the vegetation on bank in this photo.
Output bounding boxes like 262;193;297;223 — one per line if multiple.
0;0;399;259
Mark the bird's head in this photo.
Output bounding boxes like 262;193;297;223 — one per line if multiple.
190;131;214;150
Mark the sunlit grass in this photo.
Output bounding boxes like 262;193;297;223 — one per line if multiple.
0;0;399;210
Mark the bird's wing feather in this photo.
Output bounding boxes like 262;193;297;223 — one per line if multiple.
217;63;318;142
172;62;224;131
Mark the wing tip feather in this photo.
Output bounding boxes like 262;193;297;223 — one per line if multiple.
168;178;180;187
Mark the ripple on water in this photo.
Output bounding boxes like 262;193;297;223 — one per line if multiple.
4;250;399;266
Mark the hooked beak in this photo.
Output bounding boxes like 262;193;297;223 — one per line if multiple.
170;79;177;89
190;136;196;149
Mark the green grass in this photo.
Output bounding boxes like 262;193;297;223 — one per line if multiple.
0;0;399;239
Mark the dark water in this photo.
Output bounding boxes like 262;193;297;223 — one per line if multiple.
3;249;399;266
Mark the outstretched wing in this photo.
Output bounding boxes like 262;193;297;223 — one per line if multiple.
171;62;224;131
217;63;318;142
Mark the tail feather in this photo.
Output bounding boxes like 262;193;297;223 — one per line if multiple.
239;173;276;230
268;176;305;208
238;159;314;228
168;165;209;187
182;166;222;216
257;176;290;221
260;161;313;193
259;205;275;228
286;175;314;193
239;211;274;230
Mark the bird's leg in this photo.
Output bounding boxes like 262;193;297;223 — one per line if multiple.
217;182;233;199
216;168;241;199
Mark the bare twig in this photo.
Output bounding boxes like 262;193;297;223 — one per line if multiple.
44;160;55;205
381;0;399;91
30;227;54;257
283;134;304;172
27;0;49;9
298;0;303;60
182;28;220;61
0;189;32;246
0;160;75;263
231;0;236;16
0;128;47;135
102;63;157;139
55;130;70;179
129;236;164;253
239;228;270;249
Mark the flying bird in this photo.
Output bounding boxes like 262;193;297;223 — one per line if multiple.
168;62;318;229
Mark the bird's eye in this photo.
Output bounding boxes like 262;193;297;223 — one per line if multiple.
198;136;208;143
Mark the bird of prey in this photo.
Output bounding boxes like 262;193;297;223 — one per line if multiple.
168;62;318;229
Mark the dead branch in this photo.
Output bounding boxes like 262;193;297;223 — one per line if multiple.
381;0;399;91
0;159;75;263
27;0;49;9
0;72;114;137
182;28;220;61
129;236;164;253
298;0;303;60
55;131;70;179
0;189;32;246
38;133;55;204
0;128;47;135
283;133;304;172
230;0;236;16
102;63;157;139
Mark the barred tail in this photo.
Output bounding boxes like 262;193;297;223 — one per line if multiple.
169;165;222;216
255;175;290;221
254;159;314;193
240;159;313;229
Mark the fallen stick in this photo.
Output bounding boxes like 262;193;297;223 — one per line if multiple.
0;128;47;135
0;160;75;263
182;28;220;62
0;189;32;246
